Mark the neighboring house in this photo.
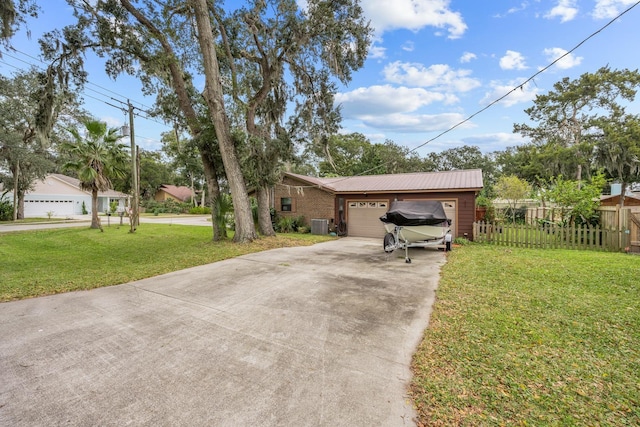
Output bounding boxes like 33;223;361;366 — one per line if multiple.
274;169;483;239
2;173;129;218
154;184;194;203
600;193;640;207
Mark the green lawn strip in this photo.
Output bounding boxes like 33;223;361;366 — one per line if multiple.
411;245;639;426
0;218;79;224
0;224;333;301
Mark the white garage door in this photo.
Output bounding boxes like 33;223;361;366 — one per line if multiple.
442;201;456;237
346;201;389;238
24;199;75;218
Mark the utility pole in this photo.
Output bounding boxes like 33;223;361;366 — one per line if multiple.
128;100;139;232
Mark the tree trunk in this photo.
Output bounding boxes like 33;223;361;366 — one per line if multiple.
200;152;226;240
192;0;257;243
576;163;582;188
16;191;24;220
12;160;19;221
120;0;223;239
91;188;100;229
257;185;275;236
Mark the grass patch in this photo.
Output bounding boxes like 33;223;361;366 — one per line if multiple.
0;224;333;301
411;245;640;426
0;217;76;224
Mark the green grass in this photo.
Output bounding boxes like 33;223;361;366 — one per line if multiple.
0;224;333;301
411;245;640;426
0;217;77;224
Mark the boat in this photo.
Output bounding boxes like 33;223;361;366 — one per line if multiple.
379;200;451;263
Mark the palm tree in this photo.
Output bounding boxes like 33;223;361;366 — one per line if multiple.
63;120;128;229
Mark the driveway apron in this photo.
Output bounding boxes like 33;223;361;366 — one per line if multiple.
0;238;446;426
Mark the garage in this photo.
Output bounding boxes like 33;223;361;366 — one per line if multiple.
276;170;483;240
347;199;457;239
24;199;75;217
346;200;389;238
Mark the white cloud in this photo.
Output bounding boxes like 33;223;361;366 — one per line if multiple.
102;115;123;128
499;50;528;70
480;80;540;107
382;61;481;92
360;0;467;39
460;52;477;63
335;84;475;134
369;45;387;59
462;132;530;151
494;2;530;18
402;41;415;52
335;85;449;117
543;47;583;69
592;0;636;19
545;0;579;22
356;112;471;133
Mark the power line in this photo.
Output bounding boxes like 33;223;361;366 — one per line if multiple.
2;1;638;168
279;0;640;190
405;0;640;157
0;48;173;147
0;48;155;112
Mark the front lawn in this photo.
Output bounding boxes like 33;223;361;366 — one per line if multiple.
0;224;333;301
412;245;639;426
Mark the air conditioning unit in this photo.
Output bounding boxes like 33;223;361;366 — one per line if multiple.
311;218;329;235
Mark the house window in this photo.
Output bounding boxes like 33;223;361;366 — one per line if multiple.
281;197;292;211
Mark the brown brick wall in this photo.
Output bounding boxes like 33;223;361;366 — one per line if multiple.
274;176;336;227
273;176;478;239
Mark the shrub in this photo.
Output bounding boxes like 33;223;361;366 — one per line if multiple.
297;226;309;234
453;237;470;245
189;206;212;215
276;216;295;233
213;194;233;232
141;199;191;214
81;201;88;215
501;206;527;224
0;197;13;221
483;205;496;223
476;195;492;208
293;215;306;231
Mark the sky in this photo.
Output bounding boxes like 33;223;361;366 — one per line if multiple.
1;0;640;158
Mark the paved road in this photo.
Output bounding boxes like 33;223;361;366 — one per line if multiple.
0;237;445;426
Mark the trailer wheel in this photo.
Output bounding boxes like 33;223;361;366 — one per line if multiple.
383;233;396;253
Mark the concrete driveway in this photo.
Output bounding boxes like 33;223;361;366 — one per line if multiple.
0;237;445;426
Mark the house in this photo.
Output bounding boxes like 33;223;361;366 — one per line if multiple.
600;193;640;207
2;173;129;218
154;184;194;203
274;169;483;239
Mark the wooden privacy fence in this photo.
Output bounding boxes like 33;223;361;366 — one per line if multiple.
473;221;631;252
630;212;640;254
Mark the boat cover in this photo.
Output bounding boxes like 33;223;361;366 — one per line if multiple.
380;200;451;227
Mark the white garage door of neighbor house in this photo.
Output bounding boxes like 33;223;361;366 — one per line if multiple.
346;201;389;238
24;199;75;218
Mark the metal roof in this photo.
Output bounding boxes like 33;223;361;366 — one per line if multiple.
284;169;483;194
